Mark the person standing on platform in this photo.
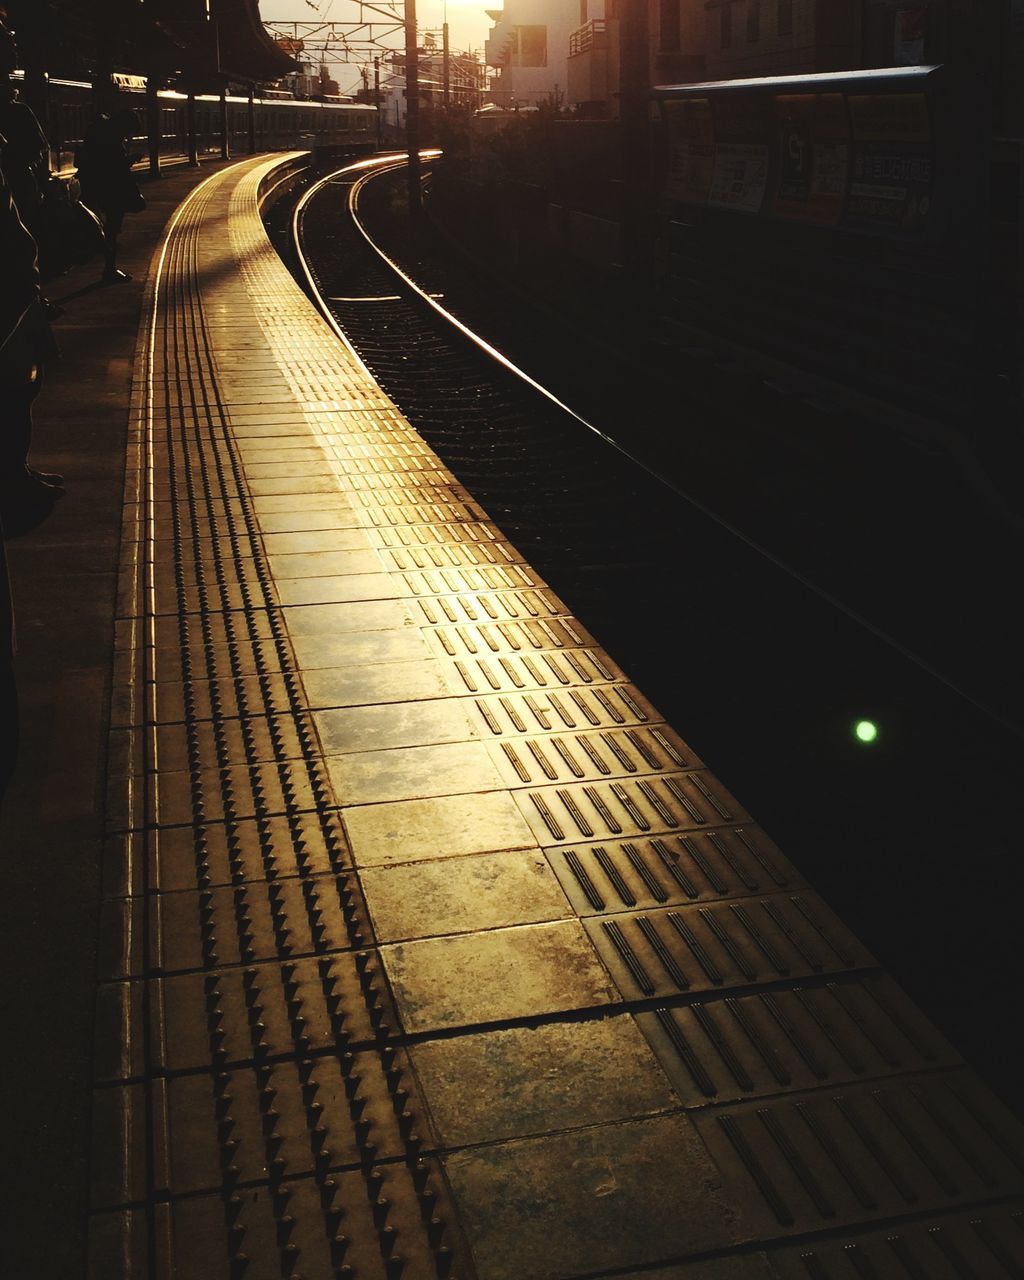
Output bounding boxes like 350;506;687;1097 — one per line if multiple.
0;117;62;532
74;107;145;284
0;18;62;317
0;138;35;794
0;21;47;247
0;17;63;533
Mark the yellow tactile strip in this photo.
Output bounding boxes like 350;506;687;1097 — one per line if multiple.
90;155;1024;1280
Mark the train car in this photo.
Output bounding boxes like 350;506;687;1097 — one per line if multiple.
39;75;378;175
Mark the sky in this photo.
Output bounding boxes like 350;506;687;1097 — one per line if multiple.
259;0;496;95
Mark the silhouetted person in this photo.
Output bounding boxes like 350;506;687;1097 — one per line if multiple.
0;141;28;797
75;108;144;283
0;19;62;317
0;114;62;529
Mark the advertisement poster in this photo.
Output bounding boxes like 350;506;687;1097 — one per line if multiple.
663;97;715;206
707;94;770;214
894;8;927;64
845;92;932;232
770;92;849;224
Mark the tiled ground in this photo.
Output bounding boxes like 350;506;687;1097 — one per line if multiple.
89;153;1024;1279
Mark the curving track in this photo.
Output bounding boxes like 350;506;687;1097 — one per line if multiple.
292;155;1024;1114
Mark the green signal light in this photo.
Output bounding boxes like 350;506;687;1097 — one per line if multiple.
854;719;878;744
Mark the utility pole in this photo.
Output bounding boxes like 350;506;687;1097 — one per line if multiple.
374;56;382;149
443;21;450;109
618;0;652;286
405;0;421;214
186;91;199;166
146;75;161;177
219;85;230;160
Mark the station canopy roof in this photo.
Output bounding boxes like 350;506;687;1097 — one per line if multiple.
146;0;296;84
213;0;297;81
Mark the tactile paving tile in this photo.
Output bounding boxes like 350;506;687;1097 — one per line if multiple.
371;518;515;555
548;825;802;914
441;646;621;696
519;770;748;845
587;892;871;1000
359;496;489;527
147;674;299;726
148;759;331;828
149;874;355;972
469;682;660;737
696;1068;1024;1237
149;812;348;891
380;538;521;572
424;614;599;658
152;1049;424;1193
151;949;390;1074
767;1202;1024;1279
410;586;568;627
637;975;958;1106
148;1161;463;1280
487;724;700;789
150;712;322;776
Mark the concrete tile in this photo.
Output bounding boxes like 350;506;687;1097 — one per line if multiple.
315;698;475;754
276;573;404;606
268;549;385;579
246;476;342;497
291;629;430;674
326;740;504;804
283;599;416;636
258;510;365;534
444;1114;752;1280
243;460;330;479
251;493;355;513
225;420;319;437
262;529;375;555
408;1014;677;1146
381;920;616;1033
234;443;326;459
361;850;571;941
343;791;537;866
302;658;454;708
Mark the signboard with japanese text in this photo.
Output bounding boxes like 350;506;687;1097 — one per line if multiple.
845;92;932;232
663;97;715;206
894;8;927;64
707;93;770;214
656;72;936;237
770;92;849;224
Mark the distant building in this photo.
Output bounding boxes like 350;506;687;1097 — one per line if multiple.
381;47;485;128
658;0;858;82
485;0;605;109
282;59;340;100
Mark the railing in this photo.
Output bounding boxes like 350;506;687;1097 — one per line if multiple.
569;19;607;58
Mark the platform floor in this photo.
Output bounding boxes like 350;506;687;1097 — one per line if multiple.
6;154;1024;1279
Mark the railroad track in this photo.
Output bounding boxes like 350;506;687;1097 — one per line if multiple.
287;154;1024;1114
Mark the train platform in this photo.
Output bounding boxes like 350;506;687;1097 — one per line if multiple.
2;153;1024;1280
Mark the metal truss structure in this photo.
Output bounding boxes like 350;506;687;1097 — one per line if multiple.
263;5;417;66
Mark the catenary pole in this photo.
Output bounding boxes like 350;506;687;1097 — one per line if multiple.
405;0;421;213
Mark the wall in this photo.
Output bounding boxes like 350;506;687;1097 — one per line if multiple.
486;0;603;108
